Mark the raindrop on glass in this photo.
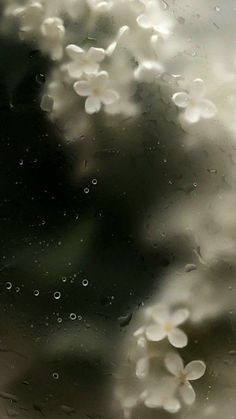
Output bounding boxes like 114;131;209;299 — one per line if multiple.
54;291;61;300
6;282;12;290
70;313;76;320
82;279;89;287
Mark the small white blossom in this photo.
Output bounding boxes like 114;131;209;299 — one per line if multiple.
66;45;106;78
12;1;43;33
40;17;65;60
172;78;217;123
145;304;189;348
165;352;206;405
137;0;173;37
73;71;119;114
141;377;180;413
41;17;65;41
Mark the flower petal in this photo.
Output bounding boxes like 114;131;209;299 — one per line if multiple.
101;89;119;105
179;382;196;405
146;323;166;342
165;352;184;376
85;96;101;114
137;13;151;29
184;105;201;123
172;92;190;108
144;392;161;408
68;62;83;78
73;81;91;96
199;99;217;119
66;44;84;60
190;78;205;99
150;303;169;323
163;397;181;413
171;308;189;326
168;328;188;348
136;357;149;379
134;326;145;337
87;47;106;62
96;71;109;87
84;62;100;75
184;360;206;380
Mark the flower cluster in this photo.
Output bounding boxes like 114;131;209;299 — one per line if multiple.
5;1;65;59
15;0;236;144
2;0;220;141
116;302;206;418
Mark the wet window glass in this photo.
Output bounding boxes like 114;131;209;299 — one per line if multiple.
0;0;235;418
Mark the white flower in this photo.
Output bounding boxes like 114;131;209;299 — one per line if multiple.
165;352;206;405
137;0;173;37
12;1;43;33
73;71;119;114
40;17;65;60
134;60;164;83
41;17;65;41
66;45;106;78
141;377;180;413
172;78;217;123
145;304;189;348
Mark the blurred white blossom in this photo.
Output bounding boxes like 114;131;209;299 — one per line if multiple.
165;352;206;405
73;71;119;114
142;377;180;413
172;79;217;123
66;45;106;78
145;304;189;348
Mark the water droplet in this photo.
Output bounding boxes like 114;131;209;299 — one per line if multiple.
62;276;67;282
82;279;88;287
92;179;98;185
70;313;76;320
34;290;40;297
78;315;82;321
84;187;90;194
19;159;24;166
161;0;168;9
52;372;59;380
15;287;20;293
6;282;12;290
57;317;63;323
54;291;61;300
36;73;45;85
